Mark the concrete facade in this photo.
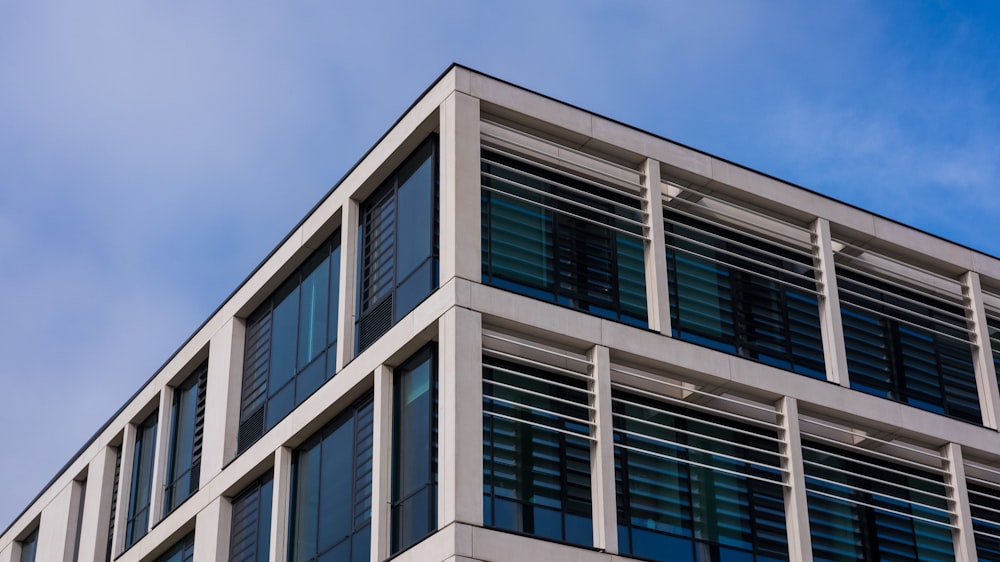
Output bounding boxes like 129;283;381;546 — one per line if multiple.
4;64;1000;562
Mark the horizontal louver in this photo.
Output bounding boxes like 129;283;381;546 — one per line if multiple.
835;248;979;424
237;307;271;454
663;187;824;379
801;417;955;561
611;367;788;561
481;139;648;327
966;464;1000;561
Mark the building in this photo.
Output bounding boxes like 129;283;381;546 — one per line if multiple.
4;63;1000;562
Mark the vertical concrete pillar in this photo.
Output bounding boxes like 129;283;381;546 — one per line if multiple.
371;364;393;562
112;424;137;557
776;396;813;562
811;218;850;387
0;544;13;562
642;159;671;336
270;446;294;562
438;306;484;527
337;199;360;370
77;446;118;562
206;318;246;474
34;481;74;562
439;90;482;284
942;442;978;562
62;479;86;562
149;389;173;525
589;344;618;553
962;271;1000;429
195;496;232;561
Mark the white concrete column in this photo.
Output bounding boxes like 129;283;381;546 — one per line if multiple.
942;442;977;562
194;496;232;561
811;218;850;387
77;446;119;562
962;271;1000;429
439;90;482;284
371;364;393;562
149;389;172;525
337;199;360;371
776;396;813;562
206;317;246;473
34;481;74;562
588;345;617;553
0;544;13;562
270;446;293;562
112;425;138;557
438;306;483;527
642;159;671;336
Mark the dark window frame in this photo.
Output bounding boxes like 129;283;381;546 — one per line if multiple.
838;268;980;424
237;233;342;454
356;136;440;352
288;394;374;562
390;345;438;554
163;362;208;515
665;209;826;379
125;411;158;549
481;149;648;328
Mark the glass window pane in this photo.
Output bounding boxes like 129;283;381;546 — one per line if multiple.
270;281;299;392
328;242;341;348
395;156;433;280
298;251;330;370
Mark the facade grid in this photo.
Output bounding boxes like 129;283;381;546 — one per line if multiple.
3;65;1000;562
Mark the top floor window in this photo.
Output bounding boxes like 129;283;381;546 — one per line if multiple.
481;148;647;327
164;362;207;514
357;136;439;352
125;411;158;549
837;267;980;424
664;205;825;379
238;234;342;453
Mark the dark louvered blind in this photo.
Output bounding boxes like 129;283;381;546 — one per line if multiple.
238;307;271;453
190;362;207;491
229;476;273;562
665;210;825;379
837;268;980;423
481;148;647;327
106;446;121;562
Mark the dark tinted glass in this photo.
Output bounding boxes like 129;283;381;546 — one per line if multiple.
290;396;374;562
19;529;37;562
126;411;158;548
229;475;273;562
391;346;437;554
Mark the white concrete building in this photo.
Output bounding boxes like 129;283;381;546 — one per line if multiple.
4;64;1000;562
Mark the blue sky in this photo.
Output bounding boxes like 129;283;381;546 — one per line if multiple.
2;1;999;527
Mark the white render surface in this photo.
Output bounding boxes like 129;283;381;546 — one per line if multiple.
3;64;1000;562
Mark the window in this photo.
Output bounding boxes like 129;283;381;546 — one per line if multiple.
391;346;437;554
357;137;439;351
838;268;980;423
70;478;86;562
803;441;953;562
481;149;647;327
289;396;374;562
664;209;825;379
482;357;593;546
987;313;1000;386
229;475;273;562
969;481;1000;561
18;528;38;562
164;362;207;514
155;533;194;562
238;234;342;453
125;411;157;548
613;389;788;562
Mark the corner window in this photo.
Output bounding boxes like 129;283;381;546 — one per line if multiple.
125;411;158;548
357;137;439;351
391;345;437;553
229;474;273;562
164;362;207;514
238;234;341;453
481;149;647;327
289;396;374;562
